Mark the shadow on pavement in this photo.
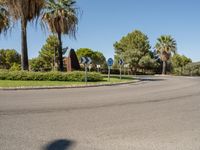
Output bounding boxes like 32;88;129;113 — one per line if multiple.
43;139;75;150
140;78;166;81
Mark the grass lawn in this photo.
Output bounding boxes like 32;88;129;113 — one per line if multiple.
0;76;134;88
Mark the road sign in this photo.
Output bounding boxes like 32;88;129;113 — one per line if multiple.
80;57;92;84
107;58;114;66
86;57;92;65
81;57;92;65
118;59;124;65
107;58;113;82
97;65;101;72
81;57;86;64
97;65;101;68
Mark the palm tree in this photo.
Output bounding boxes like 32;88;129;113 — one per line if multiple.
42;0;78;71
2;0;44;70
155;35;177;74
0;4;9;34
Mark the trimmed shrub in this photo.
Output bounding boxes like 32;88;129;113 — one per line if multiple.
0;70;103;82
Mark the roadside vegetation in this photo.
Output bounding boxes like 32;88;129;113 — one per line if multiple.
0;75;134;87
0;70;103;82
181;62;200;76
0;0;199;88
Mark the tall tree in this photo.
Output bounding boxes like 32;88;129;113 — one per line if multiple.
39;35;59;70
42;0;78;71
0;4;9;33
155;35;177;74
1;0;44;70
114;30;151;74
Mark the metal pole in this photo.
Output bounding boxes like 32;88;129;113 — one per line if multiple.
108;67;110;82
120;65;122;80
85;64;87;84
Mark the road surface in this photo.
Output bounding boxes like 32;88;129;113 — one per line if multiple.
0;76;200;150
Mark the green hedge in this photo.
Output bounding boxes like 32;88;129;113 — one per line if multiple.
0;70;103;82
182;63;200;76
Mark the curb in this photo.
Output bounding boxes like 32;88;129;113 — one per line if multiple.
0;80;140;91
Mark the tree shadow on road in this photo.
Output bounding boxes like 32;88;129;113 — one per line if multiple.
140;78;166;82
43;139;75;150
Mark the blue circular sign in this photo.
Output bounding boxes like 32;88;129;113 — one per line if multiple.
107;58;114;66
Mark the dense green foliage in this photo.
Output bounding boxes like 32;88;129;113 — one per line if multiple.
0;70;103;82
113;50;160;75
9;63;21;71
39;35;59;70
114;30;151;74
76;48;107;70
29;57;49;72
139;53;160;73
29;35;59;72
0;49;21;69
172;54;192;75
181;62;200;76
30;35;68;72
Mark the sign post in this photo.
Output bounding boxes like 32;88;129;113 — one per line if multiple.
97;64;101;72
85;64;87;83
118;59;124;80
107;58;114;82
80;57;92;84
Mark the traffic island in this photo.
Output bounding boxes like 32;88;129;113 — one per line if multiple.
0;76;137;90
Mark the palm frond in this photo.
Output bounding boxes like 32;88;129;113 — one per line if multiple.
155;35;177;61
42;0;79;38
0;5;10;34
3;0;45;22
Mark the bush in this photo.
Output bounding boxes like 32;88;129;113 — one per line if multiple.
0;70;103;82
9;63;21;71
30;57;52;72
182;62;200;76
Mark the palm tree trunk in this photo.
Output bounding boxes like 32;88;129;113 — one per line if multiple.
57;33;64;71
21;17;29;70
162;61;166;75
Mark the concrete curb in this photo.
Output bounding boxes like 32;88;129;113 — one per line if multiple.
0;80;140;91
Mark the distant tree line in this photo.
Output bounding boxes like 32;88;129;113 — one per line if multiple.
114;30;194;75
0;32;198;76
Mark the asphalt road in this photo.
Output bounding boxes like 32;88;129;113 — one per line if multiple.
0;76;200;150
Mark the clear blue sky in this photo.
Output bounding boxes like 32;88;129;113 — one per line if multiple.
0;0;200;62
